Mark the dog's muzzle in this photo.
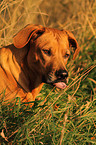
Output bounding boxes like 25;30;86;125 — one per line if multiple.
53;69;68;89
42;69;68;89
55;69;68;80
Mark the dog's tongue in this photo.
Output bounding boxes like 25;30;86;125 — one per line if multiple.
54;82;67;89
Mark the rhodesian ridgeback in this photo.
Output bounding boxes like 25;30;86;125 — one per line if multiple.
0;24;80;103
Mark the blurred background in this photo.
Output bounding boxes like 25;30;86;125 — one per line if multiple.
0;0;96;46
0;0;96;144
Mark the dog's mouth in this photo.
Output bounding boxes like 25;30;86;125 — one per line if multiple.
42;74;68;89
53;82;67;89
52;78;68;89
43;76;68;89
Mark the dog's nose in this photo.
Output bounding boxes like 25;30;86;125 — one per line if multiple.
55;69;68;80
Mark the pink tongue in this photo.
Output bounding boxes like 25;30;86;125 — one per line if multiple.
54;82;67;89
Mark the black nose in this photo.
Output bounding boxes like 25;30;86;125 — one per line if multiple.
55;69;68;80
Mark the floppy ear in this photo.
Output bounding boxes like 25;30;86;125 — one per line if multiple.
13;24;45;48
62;30;80;59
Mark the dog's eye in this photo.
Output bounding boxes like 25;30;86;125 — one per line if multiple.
42;49;51;56
64;53;70;58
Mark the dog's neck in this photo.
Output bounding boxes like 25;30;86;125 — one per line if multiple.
20;54;44;98
8;45;43;99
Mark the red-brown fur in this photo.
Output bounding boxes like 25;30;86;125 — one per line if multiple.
0;24;80;103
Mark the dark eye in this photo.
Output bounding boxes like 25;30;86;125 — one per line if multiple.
42;49;51;56
64;53;70;58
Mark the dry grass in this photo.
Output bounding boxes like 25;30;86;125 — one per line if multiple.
0;0;96;144
0;0;96;45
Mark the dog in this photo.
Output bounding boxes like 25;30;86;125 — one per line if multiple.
0;24;80;103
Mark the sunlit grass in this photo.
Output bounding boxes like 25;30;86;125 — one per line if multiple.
0;0;96;144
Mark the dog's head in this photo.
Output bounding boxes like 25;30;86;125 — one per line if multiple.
13;24;80;89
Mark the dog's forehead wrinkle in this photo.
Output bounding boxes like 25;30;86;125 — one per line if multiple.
45;28;68;40
36;30;69;54
36;38;58;52
36;41;50;49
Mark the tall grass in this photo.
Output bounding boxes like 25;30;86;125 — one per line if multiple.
0;0;96;144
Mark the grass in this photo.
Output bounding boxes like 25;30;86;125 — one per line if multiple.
0;0;96;144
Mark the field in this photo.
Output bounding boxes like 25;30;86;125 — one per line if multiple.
0;0;96;144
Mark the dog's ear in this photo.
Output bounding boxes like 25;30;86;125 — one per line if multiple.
13;24;45;48
62;30;80;59
66;30;80;60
